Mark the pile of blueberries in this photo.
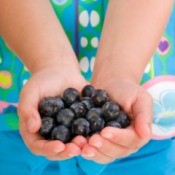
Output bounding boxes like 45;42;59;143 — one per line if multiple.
38;85;131;143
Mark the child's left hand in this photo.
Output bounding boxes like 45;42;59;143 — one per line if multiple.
78;78;153;164
18;66;88;160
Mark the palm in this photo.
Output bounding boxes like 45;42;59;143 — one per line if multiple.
18;69;88;160
80;79;153;164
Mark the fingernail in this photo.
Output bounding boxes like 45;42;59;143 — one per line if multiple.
91;141;102;148
54;148;62;153
27;118;36;133
103;133;113;139
82;152;95;158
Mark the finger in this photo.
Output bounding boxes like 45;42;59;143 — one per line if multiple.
47;143;81;160
18;105;41;133
89;134;135;158
20;121;65;156
132;92;153;141
82;144;113;164
101;126;145;149
18;81;41;133
71;135;88;149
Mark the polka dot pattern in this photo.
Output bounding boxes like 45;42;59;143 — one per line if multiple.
0;71;12;89
90;57;95;71
91;37;99;48
79;10;100;28
79;10;89;27
81;37;88;48
80;57;89;73
90;10;100;27
78;1;104;80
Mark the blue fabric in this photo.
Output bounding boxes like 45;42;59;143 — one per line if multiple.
0;131;85;175
0;130;175;175
102;138;175;175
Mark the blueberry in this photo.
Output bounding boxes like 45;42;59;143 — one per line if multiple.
39;117;55;139
81;97;94;110
105;121;122;128
70;102;87;118
102;102;120;122
82;85;96;97
115;111;131;128
56;108;75;127
89;116;105;133
92;89;109;107
71;118;90;136
51;125;71;143
39;96;64;117
63;88;80;106
85;108;102;121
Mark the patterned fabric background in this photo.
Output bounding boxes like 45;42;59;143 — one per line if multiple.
0;0;175;132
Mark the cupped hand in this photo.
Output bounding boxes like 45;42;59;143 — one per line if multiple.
81;79;153;164
18;67;88;160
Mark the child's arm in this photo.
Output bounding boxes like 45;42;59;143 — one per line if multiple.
93;0;173;84
0;0;87;159
0;0;79;73
81;0;173;164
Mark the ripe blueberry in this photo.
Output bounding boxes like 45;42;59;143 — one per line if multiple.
63;88;80;106
89;116;105;133
92;89;109;107
81;97;94;110
115;111;131;128
39;117;55;139
71;118;90;136
85;108;102;121
56;108;75;127
70;102;87;118
82;85;96;97
105;121;122;128
39;96;64;117
51;125;71;143
102;102;120;122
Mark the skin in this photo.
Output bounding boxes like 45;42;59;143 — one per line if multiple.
0;0;173;164
0;0;88;160
81;0;174;164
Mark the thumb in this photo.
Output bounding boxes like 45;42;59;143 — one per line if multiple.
18;82;41;133
133;93;153;142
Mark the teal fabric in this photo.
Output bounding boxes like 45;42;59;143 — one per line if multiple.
0;131;175;175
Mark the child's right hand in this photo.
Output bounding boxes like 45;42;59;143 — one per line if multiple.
81;77;153;164
18;66;87;160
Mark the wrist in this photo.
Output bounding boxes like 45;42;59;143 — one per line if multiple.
28;53;80;75
92;63;142;87
29;63;87;97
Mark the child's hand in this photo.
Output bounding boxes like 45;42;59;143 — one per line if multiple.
18;67;87;160
81;79;153;164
